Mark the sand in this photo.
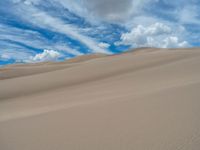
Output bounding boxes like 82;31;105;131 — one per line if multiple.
0;48;200;150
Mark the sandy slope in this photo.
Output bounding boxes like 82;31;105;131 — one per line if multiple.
0;53;106;80
0;48;200;150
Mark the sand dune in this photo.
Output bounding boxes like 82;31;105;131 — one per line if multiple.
0;53;106;80
1;48;200;150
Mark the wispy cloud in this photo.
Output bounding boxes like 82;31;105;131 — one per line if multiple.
13;1;111;54
0;23;83;61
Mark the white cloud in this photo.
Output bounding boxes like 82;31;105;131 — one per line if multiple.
163;37;189;48
29;49;62;62
98;42;110;49
145;23;171;35
116;22;189;48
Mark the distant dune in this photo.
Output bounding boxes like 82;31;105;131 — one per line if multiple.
0;53;106;80
1;48;200;150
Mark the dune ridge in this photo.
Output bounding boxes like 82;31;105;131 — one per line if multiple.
0;53;106;80
1;48;200;150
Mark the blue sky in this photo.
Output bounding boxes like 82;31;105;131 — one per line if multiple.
0;0;200;65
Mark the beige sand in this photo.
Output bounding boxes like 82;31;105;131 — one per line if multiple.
0;48;200;150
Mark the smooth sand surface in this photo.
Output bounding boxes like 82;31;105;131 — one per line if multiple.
1;48;200;150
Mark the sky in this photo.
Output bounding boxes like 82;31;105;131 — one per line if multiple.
0;0;200;65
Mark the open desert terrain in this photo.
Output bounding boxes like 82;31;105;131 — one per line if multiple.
1;48;200;150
